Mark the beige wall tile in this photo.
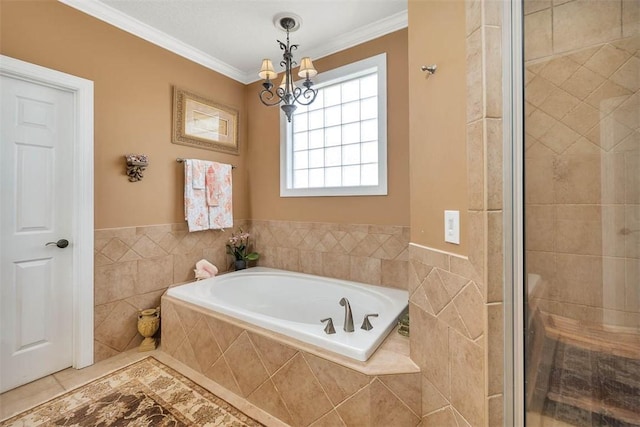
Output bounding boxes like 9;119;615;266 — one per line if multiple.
554;254;604;306
554;142;602;204
488;394;504;426
612;56;640;93
422;406;458;426
623;0;640;38
486;303;504;396
453;283;484;339
553;0;622;53
336;384;371;426
205;355;243;397
485;26;503;118
370;379;421;426
449;330;483;426
172;250;204;283
381;259;409;289
410;305;450;398
526;205;555;252
136;255;173;294
538;56;581;87
561;67;606;101
487;211;504;303
466;0;481;36
205;315;243;351
94;300;138;352
524;0;551;16
272;354;333;426
484;0;503;27
467;120;485;211
350;255;381;285
555;205;603;255
379;373;422;417
187;316;222;373
224;332;270;397
309;410;346;427
94;261;137;306
304;353;370;407
524;9;553;61
323;252;351;281
584;44;632;79
248;332;297;376
247;379;294;426
423;269;453;314
487;119;503;209
467;28;483;123
421;375;449;416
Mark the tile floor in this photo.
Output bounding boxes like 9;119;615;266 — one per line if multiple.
0;348;288;427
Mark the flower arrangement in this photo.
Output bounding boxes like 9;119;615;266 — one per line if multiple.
226;229;259;262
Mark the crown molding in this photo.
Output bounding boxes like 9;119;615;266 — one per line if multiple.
58;0;247;83
59;0;407;85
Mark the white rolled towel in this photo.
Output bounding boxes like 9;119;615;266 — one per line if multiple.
194;259;218;280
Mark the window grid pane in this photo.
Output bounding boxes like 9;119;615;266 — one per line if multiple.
291;71;378;189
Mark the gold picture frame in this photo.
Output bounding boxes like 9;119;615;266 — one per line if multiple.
172;87;239;155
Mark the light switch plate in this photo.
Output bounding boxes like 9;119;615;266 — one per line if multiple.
444;210;460;244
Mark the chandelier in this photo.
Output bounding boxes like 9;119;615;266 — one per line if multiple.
258;15;318;122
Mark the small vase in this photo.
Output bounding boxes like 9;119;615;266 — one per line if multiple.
234;259;247;270
137;307;160;352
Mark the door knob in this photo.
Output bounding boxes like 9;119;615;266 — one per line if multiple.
45;239;69;248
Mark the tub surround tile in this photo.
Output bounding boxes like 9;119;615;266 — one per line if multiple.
248;332;298;376
225;332;270;397
247;379;294;426
162;296;419;427
93;222;248;362
205;356;243;396
309;410;346;427
421;375;449;416
422;406;458;427
272;354;334;426
336;385;371;426
370;379;421;426
379;373;422;417
187;317;223;372
304;353;371;406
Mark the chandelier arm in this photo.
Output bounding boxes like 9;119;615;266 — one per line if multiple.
293;87;318;106
259;89;284;107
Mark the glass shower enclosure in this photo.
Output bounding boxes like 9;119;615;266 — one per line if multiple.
523;0;639;425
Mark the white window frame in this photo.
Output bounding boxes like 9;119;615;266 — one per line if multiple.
280;53;387;197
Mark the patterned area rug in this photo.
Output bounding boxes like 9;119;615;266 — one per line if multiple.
1;357;264;426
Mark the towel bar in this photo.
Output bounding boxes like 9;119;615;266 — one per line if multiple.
176;158;236;169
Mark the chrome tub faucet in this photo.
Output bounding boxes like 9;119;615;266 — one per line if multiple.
339;297;354;332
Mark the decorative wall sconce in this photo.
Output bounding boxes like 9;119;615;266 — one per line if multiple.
125;154;149;182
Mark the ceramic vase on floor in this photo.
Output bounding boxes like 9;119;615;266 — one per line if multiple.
137;307;160;351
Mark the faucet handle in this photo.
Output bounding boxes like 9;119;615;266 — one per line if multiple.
361;313;379;331
320;318;336;334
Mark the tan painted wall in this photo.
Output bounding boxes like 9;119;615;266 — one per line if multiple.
0;0;249;229
408;0;468;255
246;30;410;226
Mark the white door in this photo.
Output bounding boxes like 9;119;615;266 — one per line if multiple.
0;75;75;392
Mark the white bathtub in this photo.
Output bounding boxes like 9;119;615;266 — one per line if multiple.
166;267;408;361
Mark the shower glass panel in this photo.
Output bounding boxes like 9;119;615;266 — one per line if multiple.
523;0;639;425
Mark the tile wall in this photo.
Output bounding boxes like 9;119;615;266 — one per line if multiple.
251;220;410;290
524;0;639;327
409;0;505;425
93;221;247;362
162;296;422;427
93;220;408;362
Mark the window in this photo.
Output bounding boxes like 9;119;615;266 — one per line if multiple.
280;53;387;197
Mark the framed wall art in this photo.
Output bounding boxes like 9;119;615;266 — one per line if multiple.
172;87;239;154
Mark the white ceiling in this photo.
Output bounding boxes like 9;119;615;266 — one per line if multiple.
59;0;408;84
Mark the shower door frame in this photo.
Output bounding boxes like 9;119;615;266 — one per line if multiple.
503;0;525;425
